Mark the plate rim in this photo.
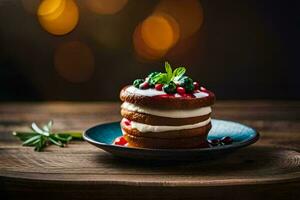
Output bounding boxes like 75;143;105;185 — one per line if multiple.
83;119;260;153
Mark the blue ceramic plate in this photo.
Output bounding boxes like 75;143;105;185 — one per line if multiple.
83;119;259;160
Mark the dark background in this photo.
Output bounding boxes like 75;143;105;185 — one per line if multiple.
0;0;299;101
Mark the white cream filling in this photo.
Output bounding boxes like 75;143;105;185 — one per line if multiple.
125;85;209;98
130;117;211;133
126;86;165;96
121;102;211;118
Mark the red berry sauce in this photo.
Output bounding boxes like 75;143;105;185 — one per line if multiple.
155;94;175;98
181;93;195;98
113;136;128;146
122;118;131;127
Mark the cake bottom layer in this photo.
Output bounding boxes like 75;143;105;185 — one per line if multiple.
121;122;212;139
121;123;212;149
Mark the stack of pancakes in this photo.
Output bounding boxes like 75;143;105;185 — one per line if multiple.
120;86;215;149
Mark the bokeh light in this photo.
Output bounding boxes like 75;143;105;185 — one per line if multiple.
141;14;179;51
37;0;79;35
54;41;95;83
133;24;167;61
85;0;128;15
155;0;204;39
133;13;179;61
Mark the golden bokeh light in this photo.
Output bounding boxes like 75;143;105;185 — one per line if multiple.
133;24;167;61
155;0;204;39
54;41;95;83
37;0;79;35
141;14;179;51
85;0;128;15
133;13;179;61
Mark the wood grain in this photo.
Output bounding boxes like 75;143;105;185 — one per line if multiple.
0;101;299;200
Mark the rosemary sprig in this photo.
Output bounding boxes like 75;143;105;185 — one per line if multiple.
12;120;82;152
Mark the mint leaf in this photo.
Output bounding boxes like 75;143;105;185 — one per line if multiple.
173;67;186;81
152;73;168;84
151;62;186;85
165;62;173;83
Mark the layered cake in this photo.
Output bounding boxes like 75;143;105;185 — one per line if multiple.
119;62;215;148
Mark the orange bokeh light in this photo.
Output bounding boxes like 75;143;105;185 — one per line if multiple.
85;0;128;15
133;13;179;61
133;24;167;61
54;41;95;83
37;0;79;35
155;0;204;39
141;14;179;51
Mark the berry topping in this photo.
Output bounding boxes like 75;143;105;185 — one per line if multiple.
178;76;193;87
145;77;155;88
200;86;207;91
176;86;186;95
155;83;163;91
133;79;144;88
185;83;195;93
163;82;177;94
130;62;205;97
193;82;200;90
221;136;233;144
148;71;160;78
181;93;195;98
155;94;175;98
208;139;220;146
139;81;149;89
113;136;127;146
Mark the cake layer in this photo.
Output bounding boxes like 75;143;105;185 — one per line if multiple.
120;85;215;109
121;122;211;139
125;85;209;98
123;132;209;149
121;109;211;126
123;117;211;133
121;102;211;118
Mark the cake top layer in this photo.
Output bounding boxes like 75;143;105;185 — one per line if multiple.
131;62;205;96
120;62;215;109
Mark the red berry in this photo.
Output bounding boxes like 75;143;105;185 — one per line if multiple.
155;84;163;91
114;136;127;146
208;139;220;146
193;82;200;90
200;86;207;91
139;82;149;89
176;86;186;95
221;136;233;144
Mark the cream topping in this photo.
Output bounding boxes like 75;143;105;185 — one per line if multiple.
125;85;209;98
129;117;211;133
126;86;165;96
121;102;211;118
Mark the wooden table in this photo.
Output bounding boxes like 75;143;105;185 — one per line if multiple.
0;101;299;200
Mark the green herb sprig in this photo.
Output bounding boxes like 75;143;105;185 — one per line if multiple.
13;120;82;152
152;62;186;84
